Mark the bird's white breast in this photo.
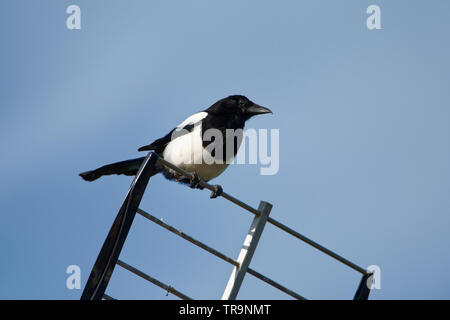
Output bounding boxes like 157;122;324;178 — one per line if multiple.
162;111;230;181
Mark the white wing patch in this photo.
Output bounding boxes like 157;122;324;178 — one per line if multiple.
163;112;206;170
175;112;208;130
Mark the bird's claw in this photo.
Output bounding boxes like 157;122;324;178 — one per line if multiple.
190;173;201;189
210;185;223;199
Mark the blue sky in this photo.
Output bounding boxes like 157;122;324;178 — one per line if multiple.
1;0;449;299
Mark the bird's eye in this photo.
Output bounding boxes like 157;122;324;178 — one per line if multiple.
238;99;246;107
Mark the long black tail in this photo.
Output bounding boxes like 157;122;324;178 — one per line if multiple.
79;157;149;182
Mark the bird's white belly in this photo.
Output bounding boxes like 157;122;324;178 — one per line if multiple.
162;124;230;181
178;161;230;181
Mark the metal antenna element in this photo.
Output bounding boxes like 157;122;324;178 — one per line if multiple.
81;152;372;300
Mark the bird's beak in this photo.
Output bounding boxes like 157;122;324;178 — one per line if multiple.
245;104;273;116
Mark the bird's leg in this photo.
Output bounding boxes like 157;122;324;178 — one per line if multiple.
210;184;223;199
190;172;203;189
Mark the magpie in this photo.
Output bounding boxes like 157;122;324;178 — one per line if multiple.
79;95;272;198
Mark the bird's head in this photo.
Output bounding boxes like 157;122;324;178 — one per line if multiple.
207;95;272;121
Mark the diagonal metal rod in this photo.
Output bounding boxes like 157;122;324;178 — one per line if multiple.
155;153;369;276
117;259;192;300
80;152;159;300
266;217;369;275
246;268;306;300
156;157;260;215
103;294;115;300
136;208;305;300
353;272;373;300
222;201;272;300
137;208;239;267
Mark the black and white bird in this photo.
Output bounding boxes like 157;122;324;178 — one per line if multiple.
79;95;272;198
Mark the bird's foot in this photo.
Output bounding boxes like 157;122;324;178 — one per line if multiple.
210;184;223;199
190;173;202;189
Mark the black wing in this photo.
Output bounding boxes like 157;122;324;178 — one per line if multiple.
138;123;195;153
